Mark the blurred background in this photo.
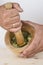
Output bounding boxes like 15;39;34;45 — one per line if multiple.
0;0;43;48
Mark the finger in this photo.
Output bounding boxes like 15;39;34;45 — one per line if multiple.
9;26;21;32
2;22;22;32
3;15;20;24
19;51;36;58
19;43;35;58
27;46;42;58
12;3;23;12
3;22;21;29
3;9;19;19
9;23;22;32
27;52;36;58
11;22;22;28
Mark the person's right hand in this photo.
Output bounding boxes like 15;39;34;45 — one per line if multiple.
0;2;23;32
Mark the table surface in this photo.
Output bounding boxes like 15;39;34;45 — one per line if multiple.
0;48;43;65
0;28;43;65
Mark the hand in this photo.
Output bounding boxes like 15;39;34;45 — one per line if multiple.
0;2;23;32
19;21;43;58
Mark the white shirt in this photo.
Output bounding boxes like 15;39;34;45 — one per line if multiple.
0;0;43;24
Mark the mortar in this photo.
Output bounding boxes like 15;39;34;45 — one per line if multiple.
5;20;35;56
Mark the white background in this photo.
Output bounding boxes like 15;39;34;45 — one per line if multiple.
0;0;43;48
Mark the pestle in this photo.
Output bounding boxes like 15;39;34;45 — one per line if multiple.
5;3;25;46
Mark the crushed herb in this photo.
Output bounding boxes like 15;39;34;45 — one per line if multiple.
10;30;32;48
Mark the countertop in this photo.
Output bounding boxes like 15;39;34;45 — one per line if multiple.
0;48;43;65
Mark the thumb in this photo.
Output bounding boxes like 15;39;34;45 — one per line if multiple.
12;3;23;12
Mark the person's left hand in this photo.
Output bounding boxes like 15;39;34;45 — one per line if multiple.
19;21;43;58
